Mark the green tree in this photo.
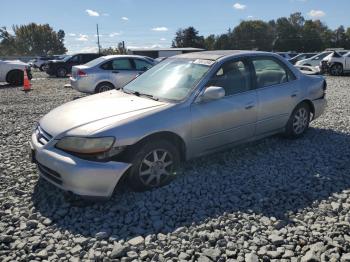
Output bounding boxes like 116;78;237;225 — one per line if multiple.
231;20;273;50
301;20;323;52
0;23;67;56
172;27;205;48
0;27;16;55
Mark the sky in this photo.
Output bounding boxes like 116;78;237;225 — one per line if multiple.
0;0;348;54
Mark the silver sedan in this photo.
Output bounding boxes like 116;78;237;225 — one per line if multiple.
70;55;156;93
30;50;327;198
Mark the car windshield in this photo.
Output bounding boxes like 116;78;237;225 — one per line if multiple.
312;52;332;60
84;57;107;67
124;58;213;101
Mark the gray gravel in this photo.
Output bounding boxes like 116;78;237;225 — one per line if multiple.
1;72;350;261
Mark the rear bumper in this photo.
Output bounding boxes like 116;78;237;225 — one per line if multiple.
312;98;327;120
70;77;95;93
30;132;131;198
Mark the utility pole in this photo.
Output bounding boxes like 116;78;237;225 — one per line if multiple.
96;24;101;54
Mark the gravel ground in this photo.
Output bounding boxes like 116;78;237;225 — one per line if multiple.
0;71;350;261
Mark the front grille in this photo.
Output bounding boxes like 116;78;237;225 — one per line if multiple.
35;126;53;145
37;162;63;185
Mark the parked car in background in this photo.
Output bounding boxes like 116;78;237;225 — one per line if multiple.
294;51;350;67
70;55;156;93
277;52;298;60
45;53;101;77
30;50;327;198
0;59;32;85
30;55;66;71
288;53;317;65
321;51;350;76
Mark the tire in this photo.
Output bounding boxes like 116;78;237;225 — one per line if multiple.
284;102;310;138
95;82;115;93
39;64;45;71
330;64;343;76
127;139;180;191
56;67;67;78
6;70;23;86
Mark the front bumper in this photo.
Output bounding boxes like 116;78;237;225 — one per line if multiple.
312;98;327;120
30;132;131;198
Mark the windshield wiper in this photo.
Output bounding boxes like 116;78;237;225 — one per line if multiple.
123;89;159;101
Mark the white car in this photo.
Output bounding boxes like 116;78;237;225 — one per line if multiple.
0;60;32;85
295;51;333;67
321;51;350;76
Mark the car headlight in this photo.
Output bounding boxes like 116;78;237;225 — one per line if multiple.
56;137;115;154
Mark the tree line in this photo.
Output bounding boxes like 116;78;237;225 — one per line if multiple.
172;12;350;52
0;23;66;56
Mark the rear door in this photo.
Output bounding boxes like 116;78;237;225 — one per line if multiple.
132;58;154;75
251;56;299;135
101;58;136;88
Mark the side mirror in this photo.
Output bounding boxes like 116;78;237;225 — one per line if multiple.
198;86;225;102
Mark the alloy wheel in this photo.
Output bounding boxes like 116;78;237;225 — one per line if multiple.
98;85;113;92
293;107;309;135
331;65;342;76
138;149;174;187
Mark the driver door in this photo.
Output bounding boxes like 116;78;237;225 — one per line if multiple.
190;58;257;155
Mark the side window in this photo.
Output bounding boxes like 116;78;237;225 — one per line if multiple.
101;59;133;70
134;59;153;71
207;59;251;96
252;58;295;88
70;55;79;63
111;59;133;70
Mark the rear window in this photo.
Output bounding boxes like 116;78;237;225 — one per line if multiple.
84;57;106;67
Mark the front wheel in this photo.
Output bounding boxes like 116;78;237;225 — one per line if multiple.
330;64;343;76
127;140;180;191
284;103;310;138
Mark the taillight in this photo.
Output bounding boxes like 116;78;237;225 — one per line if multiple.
77;70;87;77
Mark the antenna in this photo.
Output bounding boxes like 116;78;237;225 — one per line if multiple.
96;24;101;54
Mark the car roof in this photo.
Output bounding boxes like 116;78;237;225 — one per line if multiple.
174;50;270;61
102;55;154;60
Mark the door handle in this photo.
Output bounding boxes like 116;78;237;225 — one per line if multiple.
112;71;119;74
245;104;255;110
291;93;297;98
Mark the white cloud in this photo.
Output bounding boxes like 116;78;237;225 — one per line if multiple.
109;32;120;37
160;38;166;41
152;27;168;32
76;34;89;41
121;17;129;21
102;13;109;16
233;3;246;10
308;10;326;19
68;33;76;37
247;15;254;19
86;9;100;17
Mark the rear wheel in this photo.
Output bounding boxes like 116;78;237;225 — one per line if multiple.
330;64;343;76
127;140;180;191
284;103;310;138
6;70;23;86
56;67;67;78
95;82;114;93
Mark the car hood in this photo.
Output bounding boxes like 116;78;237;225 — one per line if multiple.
39;90;169;137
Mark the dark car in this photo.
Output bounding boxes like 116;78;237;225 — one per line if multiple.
45;53;101;77
288;53;317;65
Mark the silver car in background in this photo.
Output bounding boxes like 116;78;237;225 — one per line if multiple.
70;55;156;93
30;50;327;198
